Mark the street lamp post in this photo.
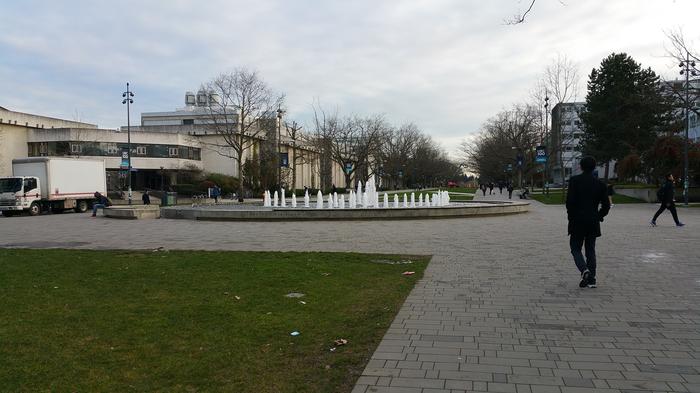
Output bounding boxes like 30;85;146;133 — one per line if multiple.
277;106;284;194
679;53;698;206
122;83;134;205
543;95;549;194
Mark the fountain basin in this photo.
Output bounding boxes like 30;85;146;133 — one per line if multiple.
161;201;529;221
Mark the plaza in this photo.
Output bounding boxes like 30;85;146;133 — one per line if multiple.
1;195;699;392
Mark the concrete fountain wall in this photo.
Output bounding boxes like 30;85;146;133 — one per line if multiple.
160;201;529;221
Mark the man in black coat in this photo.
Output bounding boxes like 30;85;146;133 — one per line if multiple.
650;173;684;227
566;156;610;288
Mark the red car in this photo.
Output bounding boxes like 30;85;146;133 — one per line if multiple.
447;181;458;188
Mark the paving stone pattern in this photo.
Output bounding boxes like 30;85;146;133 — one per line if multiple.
1;192;699;393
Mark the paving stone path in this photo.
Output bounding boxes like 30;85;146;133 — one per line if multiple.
1;195;699;393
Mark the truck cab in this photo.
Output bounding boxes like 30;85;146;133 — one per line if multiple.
0;176;42;216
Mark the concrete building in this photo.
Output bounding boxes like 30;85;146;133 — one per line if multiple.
138;90;346;190
2;92;347;195
549;102;585;183
0;106;96;177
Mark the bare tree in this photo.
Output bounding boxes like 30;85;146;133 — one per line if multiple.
309;103;341;190
505;0;566;25
380;123;422;189
663;29;700;119
284;120;312;191
460;104;542;187
505;0;537;25
202;69;284;200
329;114;387;188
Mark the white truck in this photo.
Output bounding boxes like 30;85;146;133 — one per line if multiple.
0;157;106;217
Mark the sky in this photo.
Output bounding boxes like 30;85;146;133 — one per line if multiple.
2;0;700;157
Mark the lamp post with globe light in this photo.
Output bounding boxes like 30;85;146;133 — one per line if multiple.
122;83;134;205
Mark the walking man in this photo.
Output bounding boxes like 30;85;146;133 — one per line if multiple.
566;156;610;288
651;173;684;227
507;183;513;199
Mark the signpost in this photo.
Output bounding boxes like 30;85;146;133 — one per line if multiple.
536;145;548;193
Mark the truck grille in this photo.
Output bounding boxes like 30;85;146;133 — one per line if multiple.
0;200;16;206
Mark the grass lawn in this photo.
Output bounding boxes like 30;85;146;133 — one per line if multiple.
0;249;429;393
447;187;477;194
530;191;645;205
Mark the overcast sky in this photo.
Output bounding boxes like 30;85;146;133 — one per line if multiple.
2;0;699;156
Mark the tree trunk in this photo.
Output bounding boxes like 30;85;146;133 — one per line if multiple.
345;172;352;189
236;154;244;202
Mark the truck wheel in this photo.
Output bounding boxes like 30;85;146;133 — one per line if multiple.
75;200;88;213
28;203;41;216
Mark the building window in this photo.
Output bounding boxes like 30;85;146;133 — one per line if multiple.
70;143;82;154
168;147;179;157
136;146;147;155
107;144;119;155
39;143;48;155
183;119;194;125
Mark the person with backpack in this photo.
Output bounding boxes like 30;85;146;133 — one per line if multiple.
566;156;610;289
651;173;684;227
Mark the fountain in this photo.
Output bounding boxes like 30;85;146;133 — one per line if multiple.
164;183;530;221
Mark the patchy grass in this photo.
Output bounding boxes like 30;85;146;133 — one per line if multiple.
530;191;645;205
0;249;429;393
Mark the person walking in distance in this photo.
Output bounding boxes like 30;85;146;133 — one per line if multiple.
651;173;684;227
480;183;487;196
488;182;494;195
566;156;610;288
507;183;514;199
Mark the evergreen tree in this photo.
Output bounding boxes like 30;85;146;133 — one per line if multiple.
580;53;673;179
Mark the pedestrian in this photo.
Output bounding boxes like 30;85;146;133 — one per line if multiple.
212;185;221;203
498;182;504;194
650;173;684;227
91;191;112;217
488;182;494;195
566;156;610;288
142;190;151;205
480;183;487;196
507;183;514;199
606;182;615;208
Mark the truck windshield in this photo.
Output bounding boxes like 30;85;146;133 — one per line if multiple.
0;178;23;193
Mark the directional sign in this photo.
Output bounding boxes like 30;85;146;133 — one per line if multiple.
120;148;130;169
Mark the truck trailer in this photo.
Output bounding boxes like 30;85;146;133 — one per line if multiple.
0;157;106;216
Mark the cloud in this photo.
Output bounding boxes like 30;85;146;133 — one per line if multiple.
1;0;700;159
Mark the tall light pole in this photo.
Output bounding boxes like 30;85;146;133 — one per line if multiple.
122;83;134;205
543;94;549;194
277;106;284;194
679;53;697;206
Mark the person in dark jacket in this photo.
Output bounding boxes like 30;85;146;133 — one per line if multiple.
142;190;151;205
566;156;611;288
650;173;684;227
507;183;514;199
92;191;111;217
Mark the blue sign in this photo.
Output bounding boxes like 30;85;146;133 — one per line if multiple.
536;146;547;163
345;162;353;174
120;148;129;169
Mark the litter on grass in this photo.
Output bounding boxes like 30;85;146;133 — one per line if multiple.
334;338;348;346
285;292;305;298
290;331;300;336
402;271;415;276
